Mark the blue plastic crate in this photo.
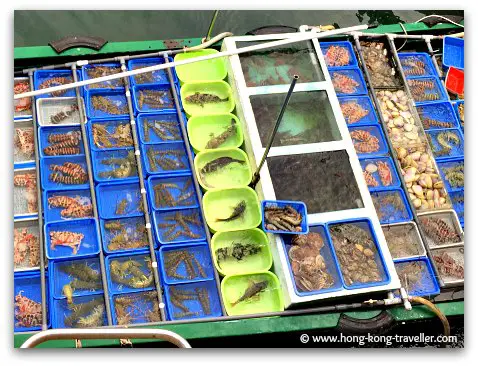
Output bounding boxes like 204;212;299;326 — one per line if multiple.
147;174;198;211
82;63;125;90
326;219;391;290
91;148;139;183
50;257;103;299
426;128;464;160
40;155;89;191
448;190;464;226
394;257;440;297
398;53;438;78
14;271;46;332
164;280;222;321
33;69;82;98
261;200;308;235
437;158;464;192
111;290;160;325
141;141;190;176
330;67;367;96
132;84;179;114
87;118;134;151
408;77;448;104
159;242;215;285
349;124;389;157
416;101;460;130
443;36;464;72
85;89;129;120
44;188;93;223
338;95;379;126
52;293;106;329
320;41;358;67
281;225;344;296
137;112;184;144
39;125;84;158
453;100;464;131
105;252;155;295
360;157;401;190
153;208;206;245
96;180;144;219
100;215;151;254
370;188;413;225
128;57;178;86
45;218;100;260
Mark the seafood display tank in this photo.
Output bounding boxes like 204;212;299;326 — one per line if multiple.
13;21;464;348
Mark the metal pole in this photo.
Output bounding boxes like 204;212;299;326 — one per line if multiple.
250;75;299;188
205;11;220;42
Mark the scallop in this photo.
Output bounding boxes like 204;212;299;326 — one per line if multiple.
365;163;378;173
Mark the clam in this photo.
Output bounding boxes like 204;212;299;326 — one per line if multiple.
365;163;378;173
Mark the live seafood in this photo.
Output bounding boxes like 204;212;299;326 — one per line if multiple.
50;231;84;254
91;95;128;115
264;205;302;232
14;80;32;113
331;72;359;94
400;57;427;77
76;305;105;328
215;243;262;265
138;89;172;109
169;286;211;318
340;101;369;124
408;79;440;102
164;249;207;280
86;65;124;88
350;129;380;153
147;147;186;172
199;156;245;188
156;211;203;242
50;161;88;185
433;251;464;280
421;118;454;130
39;76;73;97
363;170;379;187
64;298;104;327
14;291;42;328
105;219;147;251
443;163;464;188
14;173;38;213
153;179;195;208
324;45;350;67
205;119;238;149
371;191;408;223
48;195;93;219
419;216;461;245
14;228;40;268
92;123;133;148
430;131;461;157
377;161;393;186
231;280;268;307
143;119;181;142
50;104;79;124
383;224;423;259
44;134;81;156
360;41;400;87
14;127;35;159
216;200;246;222
99;151;138;179
185;92;229;107
110;258;154;289
114;291;161;325
395;262;424;292
458;103;464;128
59;262;101;282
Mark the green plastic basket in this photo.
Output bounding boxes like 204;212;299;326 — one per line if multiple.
181;81;234;116
174;49;227;83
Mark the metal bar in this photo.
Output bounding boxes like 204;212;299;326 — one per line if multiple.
71;65;113;324
162;53;227;315
119;58;166;321
424;37;444;78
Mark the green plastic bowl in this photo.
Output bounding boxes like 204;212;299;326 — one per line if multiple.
187;113;244;152
211;229;272;276
202;187;261;232
194;148;252;190
174;49;227;83
221;271;284;316
181;81;234;116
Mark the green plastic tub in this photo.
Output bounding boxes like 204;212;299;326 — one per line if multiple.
174;49;227;83
194;148;252;190
221;271;284;316
187;113;244;152
202;187;261;232
211;229;272;276
181;81;234;116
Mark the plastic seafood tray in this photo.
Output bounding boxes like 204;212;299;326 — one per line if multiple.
407;77;448;104
430;245;464;286
180;81;235;116
50;257;103;299
14;218;41;271
416;102;460;130
448;190;464;227
338;96;379;126
147;174;198;211
44;189;93;223
153;208;206;245
33;70;82;98
128;57;177;86
437;158;464;193
326;219;390;290
443;36;464;72
96;181;144;219
398;53;438;78
52;293;106;329
40;155;89;191
141;142;190;176
100;215;151;254
14;77;33;119
281;225;343;296
36;97;85;126
111;290;160;325
81;63;125;90
91;148;138;183
417;211;464;249
360;157;401;190
159;242;215;285
14;167;38;217
105;252;155;294
348;125;389;157
426;128;464;160
261;200;308;235
14;271;46;332
370;189;413;225
13;119;36;167
453;100;464;131
132;84;178;114
44;218;100;260
381;222;426;260
330;68;367;96
393;258;440;297
85;89;129;120
137;112;184;145
164;280;222;321
39;125;84;158
320;41;358;68
88;118;134;151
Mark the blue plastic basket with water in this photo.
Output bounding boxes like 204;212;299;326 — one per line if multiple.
394;257;440;297
81;63;125;90
330;67;367;96
320;41;358;68
448;190;464;227
443;36;464;72
100;215;152;254
159;242;215;285
261;200;308;235
85;89;129;120
137;112;185;144
39;125;84;158
398;52;438;78
43;188;93;223
453;100;464;131
408;76;448;104
87;118;134;151
96;180;145;219
338;95;379;126
416;101;460;130
132;84;180;114
147;174;198;211
164;279;222;321
40;155;90;191
360;157;401;190
426;128;464;160
437;158;464;193
91;148;139;183
141;141;190;176
33;69;82;98
349;124;389;157
51;293;106;329
370;188;413;225
110;290;160;325
14;270;47;332
281;225;344;296
153;207;206;245
44;218;100;260
128;57;178;86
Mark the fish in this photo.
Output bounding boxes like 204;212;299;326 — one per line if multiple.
185;92;229;107
232;280;268;307
216;200;246;222
205;119;237;149
199;156;246;188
